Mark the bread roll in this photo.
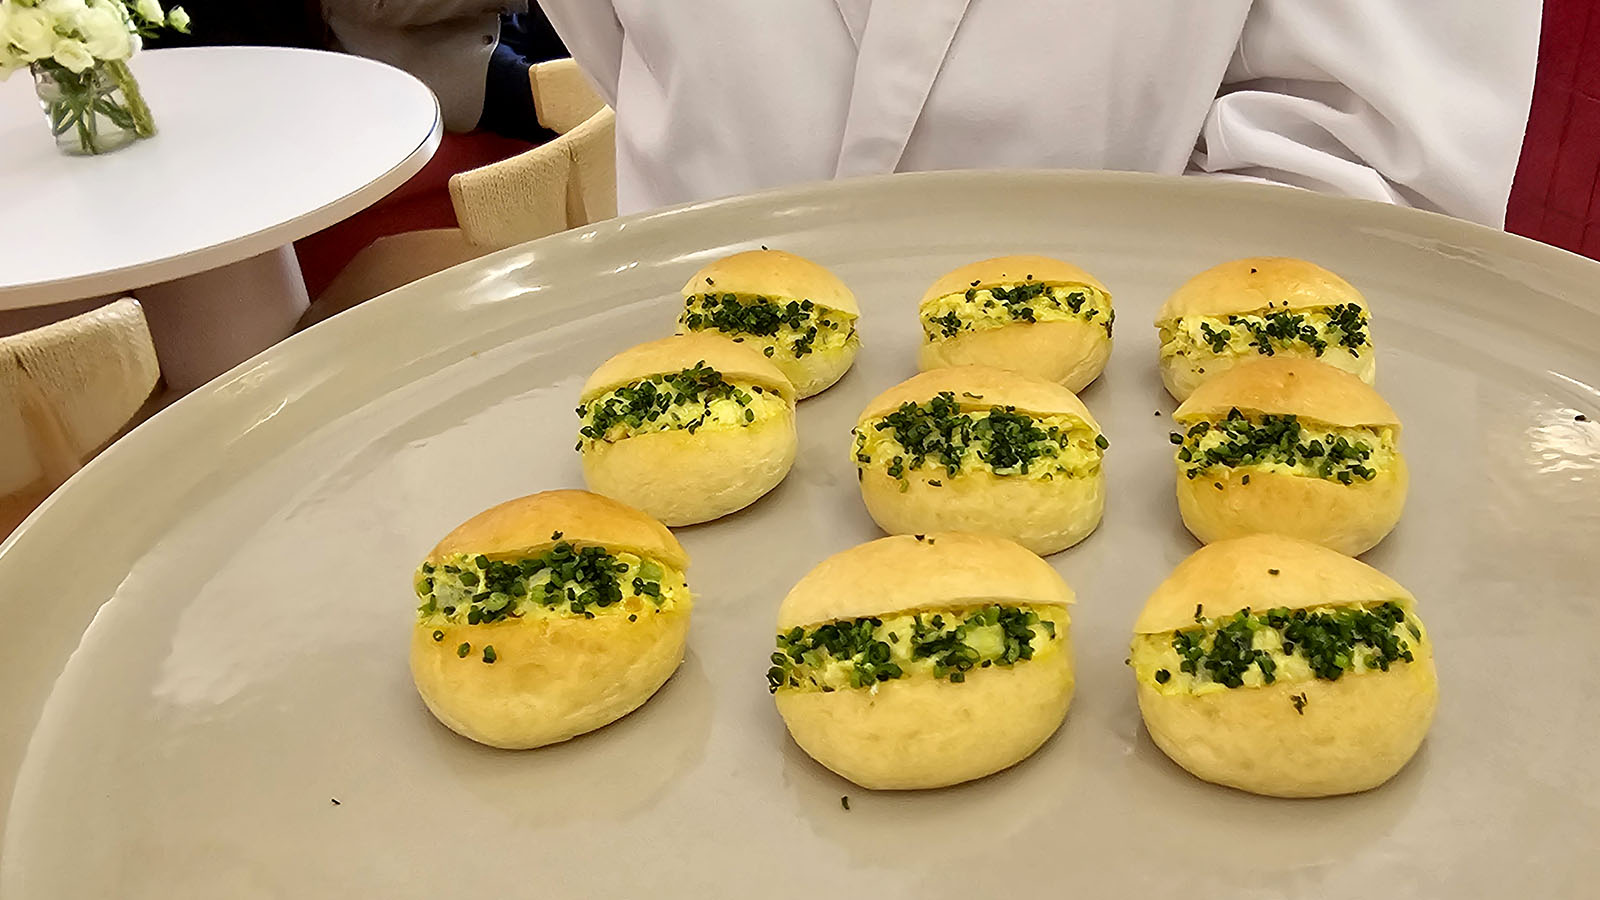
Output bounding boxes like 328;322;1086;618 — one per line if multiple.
918;255;1114;392
1155;257;1374;401
771;533;1075;789
1131;534;1437;797
411;490;692;749
677;249;860;398
579;333;798;525
853;366;1106;555
1171;357;1406;555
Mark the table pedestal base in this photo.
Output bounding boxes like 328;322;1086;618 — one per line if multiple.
136;245;309;393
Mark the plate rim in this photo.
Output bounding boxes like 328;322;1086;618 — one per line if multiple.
3;168;1598;857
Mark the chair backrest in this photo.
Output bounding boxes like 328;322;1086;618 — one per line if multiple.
0;298;160;531
448;59;617;251
530;58;606;135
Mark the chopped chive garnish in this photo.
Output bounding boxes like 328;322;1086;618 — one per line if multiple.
1168;603;1418;689
767;605;1060;693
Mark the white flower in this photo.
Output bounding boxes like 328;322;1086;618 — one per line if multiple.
76;4;130;59
133;0;163;24
0;44;21;83
42;0;90;21
4;6;59;61
52;37;94;72
166;5;188;32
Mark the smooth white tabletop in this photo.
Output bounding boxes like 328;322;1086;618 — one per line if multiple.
0;46;442;308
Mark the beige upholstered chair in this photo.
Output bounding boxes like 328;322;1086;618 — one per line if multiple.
0;298;161;537
299;58;617;328
299;228;484;329
449;58;617;250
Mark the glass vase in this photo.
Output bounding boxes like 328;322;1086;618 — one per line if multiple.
31;58;157;156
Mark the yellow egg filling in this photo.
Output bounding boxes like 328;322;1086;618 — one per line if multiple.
768;604;1068;694
854;394;1105;485
679;292;857;361
922;282;1113;341
1158;305;1369;363
1173;412;1397;484
576;364;789;448
1132;602;1426;698
416;547;688;628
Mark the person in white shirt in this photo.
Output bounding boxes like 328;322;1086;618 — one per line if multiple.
535;1;1539;225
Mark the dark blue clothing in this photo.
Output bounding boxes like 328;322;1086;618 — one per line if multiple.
476;12;568;143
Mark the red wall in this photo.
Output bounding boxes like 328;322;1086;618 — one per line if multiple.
1506;0;1600;259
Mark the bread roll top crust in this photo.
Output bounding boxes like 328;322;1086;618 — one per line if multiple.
1134;534;1414;634
778;533;1074;630
682;249;859;317
1156;257;1366;323
1174;358;1398;429
582;333;796;402
857;366;1101;431
921;255;1110;307
426;489;689;572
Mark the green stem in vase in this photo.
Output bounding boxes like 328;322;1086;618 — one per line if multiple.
103;59;156;139
75;100;94;153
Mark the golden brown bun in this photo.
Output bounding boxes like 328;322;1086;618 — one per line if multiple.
920;255;1110;305
856;368;1104;554
581;332;796;402
1160;346;1373;405
412;604;690;749
580;335;798;525
860;465;1105;557
859;366;1101;430
769;341;856;399
1133;534;1414;634
777;648;1074;790
411;490;691;749
1176;460;1408;557
919;319;1111;393
777;533;1073;629
775;534;1076;790
583;413;797;526
1174;357;1398;429
426;489;688;571
1137;645;1436;798
1134;535;1436;797
1155;257;1366;322
1173;359;1405;554
682;249;859;316
919;256;1112;391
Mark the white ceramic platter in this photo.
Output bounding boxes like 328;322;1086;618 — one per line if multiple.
2;173;1597;898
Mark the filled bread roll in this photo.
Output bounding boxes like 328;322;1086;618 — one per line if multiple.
1155;256;1374;402
411;490;692;749
677;249;860;398
918;255;1114;392
771;533;1075;789
1171;357;1406;556
578;333;798;525
853;366;1107;555
1131;534;1437;797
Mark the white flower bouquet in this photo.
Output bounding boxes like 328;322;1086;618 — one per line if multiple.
1;0;189;155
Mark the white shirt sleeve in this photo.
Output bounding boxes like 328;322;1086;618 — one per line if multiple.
1188;0;1539;227
534;0;624;107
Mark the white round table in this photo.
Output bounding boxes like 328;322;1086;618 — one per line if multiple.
0;46;442;391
